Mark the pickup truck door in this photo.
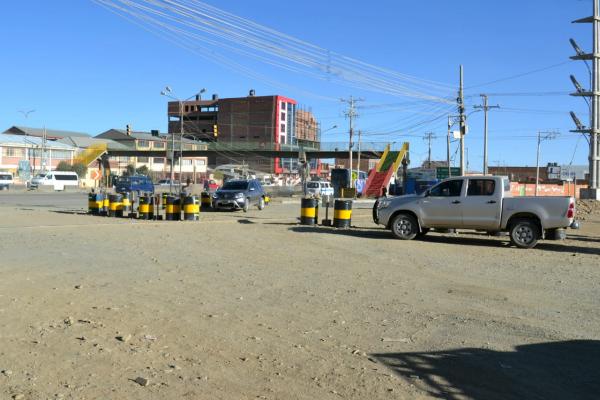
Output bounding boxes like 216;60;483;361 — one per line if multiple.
461;178;502;229
420;179;464;227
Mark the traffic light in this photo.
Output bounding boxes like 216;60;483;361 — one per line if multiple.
126;124;132;136
213;124;218;138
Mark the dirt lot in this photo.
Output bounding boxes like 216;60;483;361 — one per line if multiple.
0;193;599;400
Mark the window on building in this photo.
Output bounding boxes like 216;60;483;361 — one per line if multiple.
182;159;193;166
153;157;164;164
280;124;286;133
281;101;286;109
137;156;149;163
137;140;150;148
195;159;206;166
2;147;26;158
183;144;194;151
51;150;71;160
281;112;286;121
153;141;165;149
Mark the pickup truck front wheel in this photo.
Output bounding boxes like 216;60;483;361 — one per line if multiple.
509;218;540;249
391;213;418;240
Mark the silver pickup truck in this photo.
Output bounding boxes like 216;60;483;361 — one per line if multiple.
374;176;578;248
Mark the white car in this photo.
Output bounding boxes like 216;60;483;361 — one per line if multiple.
0;172;13;190
30;171;79;191
305;181;334;197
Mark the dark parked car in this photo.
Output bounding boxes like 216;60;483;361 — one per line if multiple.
212;179;266;212
114;175;154;194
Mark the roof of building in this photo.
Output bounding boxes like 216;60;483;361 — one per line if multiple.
0;134;76;150
3;126;90;139
96;129;200;144
96;129;164;142
57;136;132;151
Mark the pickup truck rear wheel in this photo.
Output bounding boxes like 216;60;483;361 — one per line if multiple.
509;218;540;249
391;213;418;240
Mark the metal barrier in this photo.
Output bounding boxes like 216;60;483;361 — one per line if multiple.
300;198;319;225
88;193;103;215
201;192;212;210
108;194;123;217
138;195;154;220
183;195;200;221
333;199;353;228
121;192;133;218
165;196;181;221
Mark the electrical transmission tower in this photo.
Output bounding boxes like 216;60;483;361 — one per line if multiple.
570;0;600;200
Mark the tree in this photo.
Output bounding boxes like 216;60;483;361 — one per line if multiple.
136;165;149;176
123;164;136;176
56;161;71;171
70;162;87;178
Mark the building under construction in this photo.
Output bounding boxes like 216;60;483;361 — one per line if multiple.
167;91;321;176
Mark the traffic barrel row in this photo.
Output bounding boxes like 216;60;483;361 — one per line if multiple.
299;198;352;228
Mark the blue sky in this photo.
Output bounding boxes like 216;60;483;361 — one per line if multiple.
0;0;594;169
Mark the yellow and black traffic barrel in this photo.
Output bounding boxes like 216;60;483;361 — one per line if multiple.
101;195;110;217
108;194;124;217
183;195;200;221
333;199;353;228
165;196;181;221
201;192;212;210
138;195;154;220
121;192;133;218
162;193;168;209
300;197;319;225
88;192;103;215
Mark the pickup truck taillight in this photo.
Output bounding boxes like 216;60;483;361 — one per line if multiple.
567;201;575;219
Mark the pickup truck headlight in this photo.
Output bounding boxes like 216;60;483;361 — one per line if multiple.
235;192;244;199
378;199;391;209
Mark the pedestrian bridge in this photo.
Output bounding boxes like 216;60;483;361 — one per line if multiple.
105;141;408;159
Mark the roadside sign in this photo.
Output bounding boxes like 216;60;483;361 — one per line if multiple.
91;170;102;180
436;167;461;179
18;160;31;181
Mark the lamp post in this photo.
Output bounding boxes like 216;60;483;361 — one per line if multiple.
161;87;206;193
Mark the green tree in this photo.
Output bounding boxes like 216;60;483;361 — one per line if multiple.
70;162;87;178
136;165;149;176
56;161;71;171
123;164;136;176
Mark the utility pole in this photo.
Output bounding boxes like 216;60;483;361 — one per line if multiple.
535;131;559;196
458;66;467;176
424;132;437;169
41;126;47;172
341;96;363;188
570;1;600;200
474;94;500;175
357;130;362;177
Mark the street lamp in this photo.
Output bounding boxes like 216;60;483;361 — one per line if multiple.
161;86;206;193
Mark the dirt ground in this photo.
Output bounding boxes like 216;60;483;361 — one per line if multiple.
0;194;599;400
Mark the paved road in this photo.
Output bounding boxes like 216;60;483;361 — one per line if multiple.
0;191;87;210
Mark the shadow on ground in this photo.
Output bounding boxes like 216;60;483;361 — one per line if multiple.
50;210;88;216
290;225;393;240
373;340;600;400
290;226;600;254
